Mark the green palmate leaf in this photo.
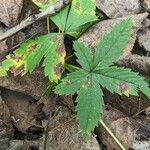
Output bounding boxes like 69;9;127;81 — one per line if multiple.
73;41;93;71
55;19;150;139
93;18;133;69
0;33;66;82
76;80;104;138
51;0;98;37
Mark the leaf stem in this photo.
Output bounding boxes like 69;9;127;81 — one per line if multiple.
65;63;80;72
99;119;126;150
47;17;50;34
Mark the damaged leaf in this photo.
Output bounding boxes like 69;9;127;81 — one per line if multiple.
0;56;16;77
42;34;66;82
0;34;66;82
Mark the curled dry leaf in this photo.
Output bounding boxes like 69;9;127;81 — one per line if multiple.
117;54;150;75
138;29;150;52
1;89;42;132
0;0;23;27
79;13;148;60
137;17;150;52
0;69;47;100
96;0;141;18
39;106;100;150
141;0;150;11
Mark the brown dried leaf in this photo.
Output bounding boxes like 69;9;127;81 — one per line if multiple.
141;0;150;11
138;28;150;52
103;89;150;116
0;0;23;27
117;54;150;75
39;106;100;150
0;40;8;61
96;0;141;18
97;105;139;150
1;89;42;132
0;69;47;100
0;94;13;137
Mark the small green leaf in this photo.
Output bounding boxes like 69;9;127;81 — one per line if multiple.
93;18;133;69
51;0;98;37
74;41;93;71
51;5;70;32
76;80;104;138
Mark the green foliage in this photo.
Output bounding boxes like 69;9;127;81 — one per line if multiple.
51;0;98;37
55;18;150;138
33;0;98;37
0;0;150;140
94;19;132;69
0;0;97;82
0;34;65;82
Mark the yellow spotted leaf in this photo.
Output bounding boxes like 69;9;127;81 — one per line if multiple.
0;33;66;82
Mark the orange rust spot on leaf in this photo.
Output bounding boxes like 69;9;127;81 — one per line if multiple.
54;63;63;77
28;44;38;53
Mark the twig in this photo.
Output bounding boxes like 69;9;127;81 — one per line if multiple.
0;0;71;42
100;119;126;150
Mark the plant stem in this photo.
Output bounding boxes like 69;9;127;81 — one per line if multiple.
47;17;50;34
65;63;80;72
99;119;126;150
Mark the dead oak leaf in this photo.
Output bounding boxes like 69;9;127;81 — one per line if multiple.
0;0;23;27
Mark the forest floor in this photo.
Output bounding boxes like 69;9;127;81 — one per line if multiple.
0;0;150;150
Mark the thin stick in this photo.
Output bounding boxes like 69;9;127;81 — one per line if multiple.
0;0;71;42
100;119;126;150
47;17;50;34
